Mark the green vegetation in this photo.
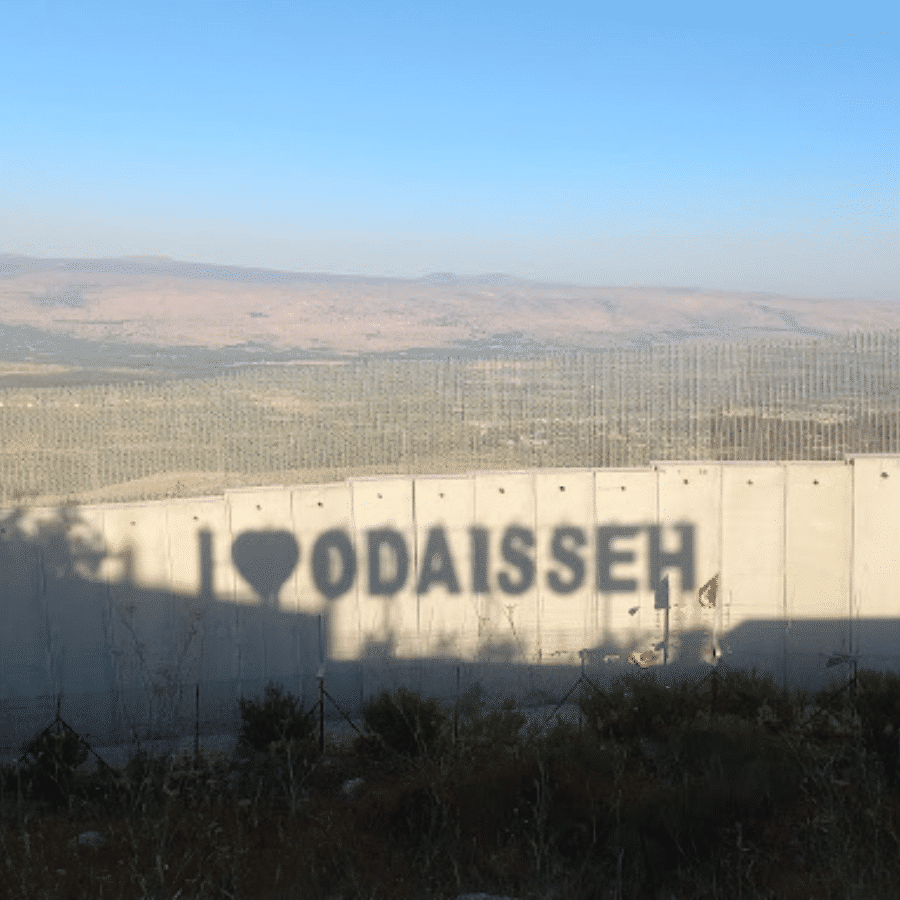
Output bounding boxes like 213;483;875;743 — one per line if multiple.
236;680;317;757
3;331;899;506
3;666;900;899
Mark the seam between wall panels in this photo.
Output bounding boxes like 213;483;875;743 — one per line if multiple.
349;478;356;675
164;503;175;707
412;477;418;653
782;462;788;692
590;468;597;659
350;479;363;712
533;470;539;666
715;463;723;664
718;463;725;645
226;494;241;700
655;465;661;665
290;489;302;705
164;503;174;601
849;459;855;659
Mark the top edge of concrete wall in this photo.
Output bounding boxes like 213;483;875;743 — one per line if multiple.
0;495;231;514
224;483;317;495
344;474;436;483
6;458;900;517
650;459;848;468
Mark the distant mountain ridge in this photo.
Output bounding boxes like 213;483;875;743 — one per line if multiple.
0;254;898;385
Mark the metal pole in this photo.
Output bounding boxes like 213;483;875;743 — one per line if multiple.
454;665;460;747
319;675;325;755
664;604;669;666
194;683;200;763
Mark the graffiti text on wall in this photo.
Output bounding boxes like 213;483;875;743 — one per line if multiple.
301;524;695;599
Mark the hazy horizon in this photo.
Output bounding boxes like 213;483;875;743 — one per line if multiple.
1;250;896;306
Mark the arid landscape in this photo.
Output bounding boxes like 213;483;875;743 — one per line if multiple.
1;254;898;508
1;254;898;387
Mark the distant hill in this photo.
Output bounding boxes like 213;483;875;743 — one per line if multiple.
0;253;898;384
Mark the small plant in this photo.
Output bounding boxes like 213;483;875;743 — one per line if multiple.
117;746;173;817
578;666;808;745
357;685;449;760
852;668;900;787
19;724;88;807
708;666;799;726
453;683;530;753
578;669;705;743
236;680;317;757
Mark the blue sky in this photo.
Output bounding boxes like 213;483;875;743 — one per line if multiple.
1;1;897;299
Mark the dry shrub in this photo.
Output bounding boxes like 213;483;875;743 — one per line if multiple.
355;685;450;761
19;725;89;808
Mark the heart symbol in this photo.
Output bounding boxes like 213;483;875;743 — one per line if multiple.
231;531;299;606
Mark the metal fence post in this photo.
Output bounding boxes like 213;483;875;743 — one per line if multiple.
319;675;325;755
454;665;460;747
194;683;200;763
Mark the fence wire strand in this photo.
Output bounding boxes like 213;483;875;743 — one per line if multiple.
3;329;900;506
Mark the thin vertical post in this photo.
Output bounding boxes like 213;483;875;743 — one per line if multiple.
454;665;460;747
319;674;325;755
194;683;200;763
664;603;669;666
889;331;900;453
879;330;886;453
579;652;585;735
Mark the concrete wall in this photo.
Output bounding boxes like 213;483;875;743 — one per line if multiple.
2;457;897;756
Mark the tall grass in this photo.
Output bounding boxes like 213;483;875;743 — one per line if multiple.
2;665;900;899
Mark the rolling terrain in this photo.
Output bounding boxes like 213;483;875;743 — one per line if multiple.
1;253;897;387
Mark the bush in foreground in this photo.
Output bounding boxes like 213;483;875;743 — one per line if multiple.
18;725;89;808
236;680;317;756
3;666;900;900
355;685;450;760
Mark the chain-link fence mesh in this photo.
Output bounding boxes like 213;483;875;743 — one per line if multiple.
1;329;898;507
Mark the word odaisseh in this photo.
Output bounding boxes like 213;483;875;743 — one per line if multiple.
301;523;695;599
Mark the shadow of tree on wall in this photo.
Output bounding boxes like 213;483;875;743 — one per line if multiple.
0;505;324;755
0;504;106;582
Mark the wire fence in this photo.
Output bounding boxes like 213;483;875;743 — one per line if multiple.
2;328;900;507
2;658;863;772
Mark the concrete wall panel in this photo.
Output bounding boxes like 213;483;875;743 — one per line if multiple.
473;472;539;664
851;456;900;670
21;504;110;710
534;470;595;665
1;508;54;697
225;488;298;686
720;464;785;679
656;463;722;666
44;505;114;704
413;475;477;659
100;503;176;697
101;502;172;590
225;487;295;607
292;483;352;616
165;498;231;600
784;462;851;687
349;477;416;661
594;469;658;662
291;483;352;699
162;498;233;688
